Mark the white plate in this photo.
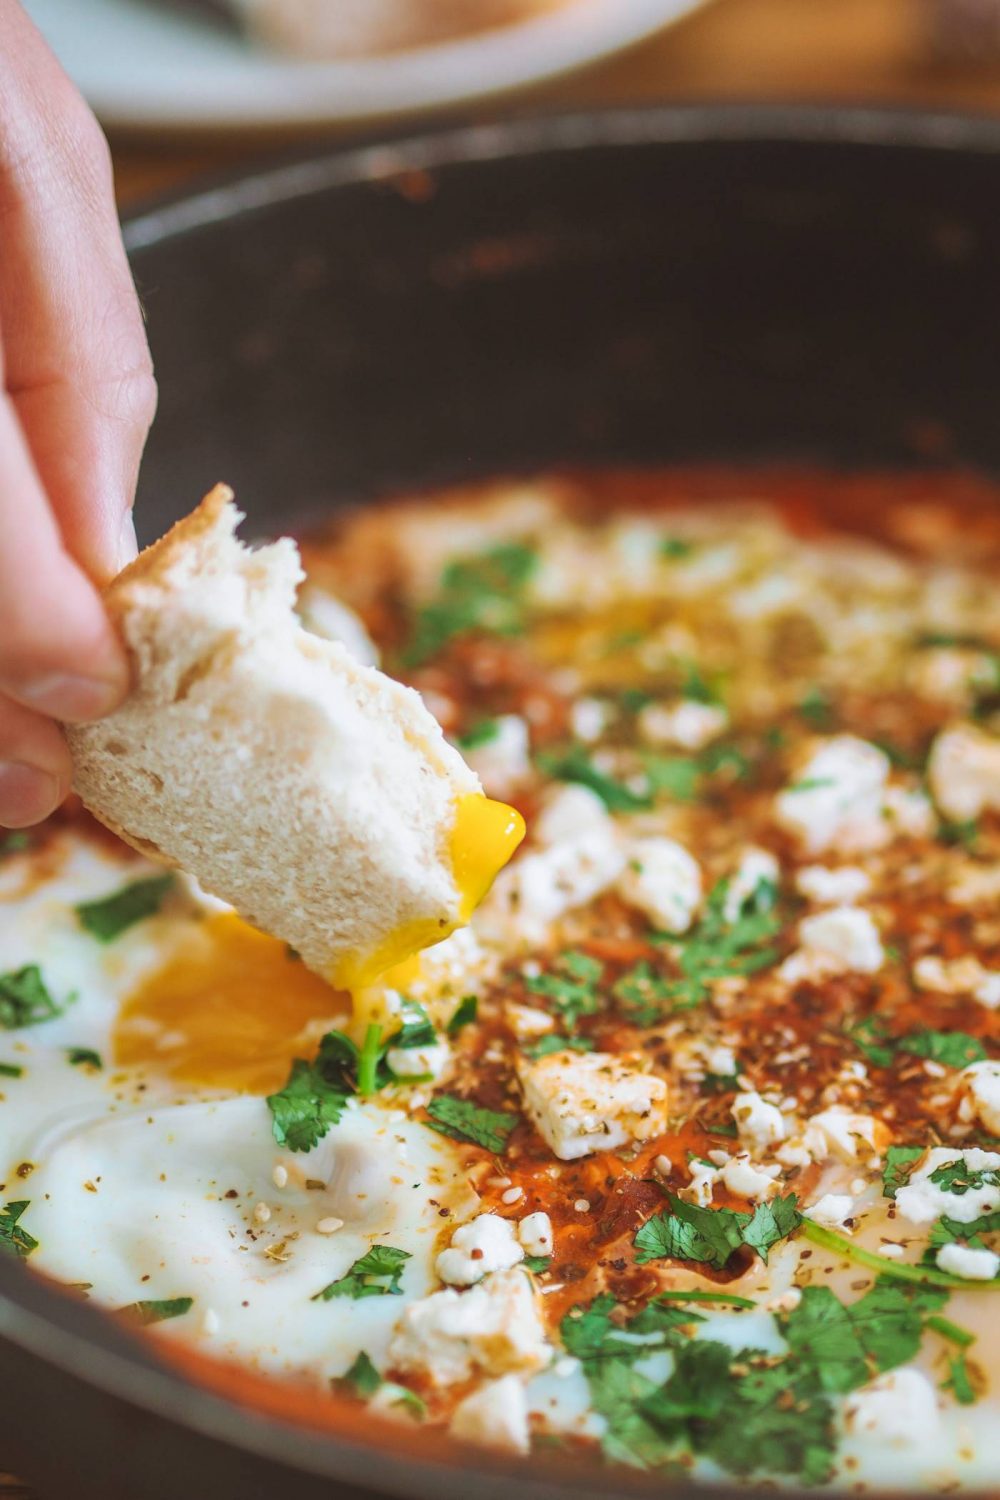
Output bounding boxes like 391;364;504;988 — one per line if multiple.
26;0;708;132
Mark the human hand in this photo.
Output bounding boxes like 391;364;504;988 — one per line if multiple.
0;4;156;828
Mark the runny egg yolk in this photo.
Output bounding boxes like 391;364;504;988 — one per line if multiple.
114;913;350;1093
328;792;525;991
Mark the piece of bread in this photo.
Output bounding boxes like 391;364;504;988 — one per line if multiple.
232;0;569;58
66;486;486;987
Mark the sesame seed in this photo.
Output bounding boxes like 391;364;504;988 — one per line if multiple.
877;1243;905;1260
501;1186;523;1204
272;1164;288;1189
574;1199;590;1212
654;1154;673;1176
253;1201;271;1225
487;1176;512;1189
316;1216;345;1235
202;1309;220;1336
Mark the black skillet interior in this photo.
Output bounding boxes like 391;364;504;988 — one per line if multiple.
1;104;999;1500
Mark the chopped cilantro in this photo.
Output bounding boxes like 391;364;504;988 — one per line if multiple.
675;658;725;707
402;542;538;666
611;961;676;1027
641;754;700;802
66;1047;102;1070
537;744;651;812
334;1351;426;1417
457;719;500;750
634;1193;800;1270
786;776;836;793
356;1023;385;1096
447;996;478;1035
846;1013;895;1069
938;817;980;851
944;1349;977;1405
266;1031;357;1152
0;1063;22;1079
779;1281;944;1394
660;536;694;559
312;1245;411;1301
75;874;175;942
390;1003;436;1053
797;685;834;728
523;1255;551;1274
425;1094;519;1153
929;1160;1000;1196
645;876;781;1010
0;833;29;857
525;950;603;1030
0;966;73;1030
119;1296;193;1325
897;1030;986;1069
882;1144;925;1199
525;1033;595;1059
0;1201;36;1258
589;1358;680;1470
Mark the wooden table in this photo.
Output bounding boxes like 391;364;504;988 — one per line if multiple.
112;0;1000;205
6;0;998;1495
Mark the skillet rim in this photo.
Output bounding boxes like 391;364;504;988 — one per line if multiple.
3;101;1000;1500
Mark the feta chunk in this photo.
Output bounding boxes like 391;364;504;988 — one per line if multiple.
881;784;935;839
796;906;884;974
928;723;1000;822
895;1147;1000;1226
806;1193;856;1230
912;954;1000;1009
477;826;624;947
684;1158;721;1206
517;1212;554;1258
617;837;702;934
463;715;531;797
795;865;872;906
723;847;780;923
806;1107;887;1163
732;1091;787;1150
721;1154;780;1202
774;736;890;854
843;1368;940;1449
504;1003;555;1041
449;1374;530;1453
533;783;611;846
517;1049;668;1161
389;1269;549;1385
386;1040;451;1081
936;1242;1000;1281
637;699;728;751
570;698;610;744
957;1061;1000;1135
436;1214;525;1287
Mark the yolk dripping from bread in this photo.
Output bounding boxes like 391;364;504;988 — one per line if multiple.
327;792;525;990
115;914;349;1093
116;795;524;1090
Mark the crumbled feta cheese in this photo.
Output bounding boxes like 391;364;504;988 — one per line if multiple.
505;1003;556;1041
684;1159;721;1206
477;826;625;947
617;837;701;934
533;784;611;846
637;699;728;751
703;1042;739;1078
936;1242;1000;1281
796;906;885;974
721;1154;780;1202
806;1107;886;1163
570;698;610;744
732;1091;787;1150
517;1212;553;1258
297;583;380;665
517;1050;668;1161
463;715;532;797
843;1368;941;1449
913;954;1000;1009
806;1193;856;1231
894;1146;1000;1225
436;1214;525;1287
774;736;890;854
882;784;935;839
795;864;872;905
957;1061;1000;1135
386;1040;451;1081
389;1269;549;1384
948;861;1000;907
449;1374;530;1453
723;847;780;923
928;722;1000;822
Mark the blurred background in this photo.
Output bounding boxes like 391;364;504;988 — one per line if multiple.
21;0;1000;209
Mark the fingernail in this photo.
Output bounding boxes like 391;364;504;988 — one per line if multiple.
117;512;138;572
19;673;124;723
0;763;63;827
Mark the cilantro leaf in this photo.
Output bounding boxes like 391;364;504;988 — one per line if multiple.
883;1145;925;1199
525;1033;595;1059
561;1294;700;1365
525;951;603;1030
612;962;677;1026
587;1358;680;1470
0;1063;22;1079
403;542;538;666
312;1245;411;1301
75;874;175;942
334;1351;426;1417
660;536;694;559
641;754;700;803
66;1047;102;1070
648;877;781;1009
929;1160;1000;1196
0;833;29;857
780;1282;940;1394
0;966;72;1030
537;745;651;812
847;1014;896;1069
523;1255;551;1274
0;1201;36;1258
447;996;478;1035
897;1030;987;1069
457;719;499;750
425;1094;519;1153
266;1030;358;1152
634;1194;800;1270
119;1296;193;1325
391;1003;436;1052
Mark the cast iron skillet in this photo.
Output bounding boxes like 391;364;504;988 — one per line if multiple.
1;104;999;1500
